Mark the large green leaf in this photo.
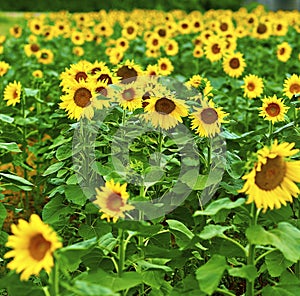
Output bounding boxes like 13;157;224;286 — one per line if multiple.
194;197;245;216
42;161;65;176
198;224;232;240
228;265;258;282
265;250;293;277
0;172;33;186
196;254;227;295
0;142;21;152
0;114;14;123
64;184;87;206
56;143;73;161
68;280;119;296
246;222;300;262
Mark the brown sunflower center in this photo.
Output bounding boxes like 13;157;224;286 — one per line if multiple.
127;26;134;34
13;90;18;99
122;88;135;101
255;156;286;190
31;44;40;52
91;67;101;75
142;91;150;108
75;71;88;82
279;47;285;55
158;29;166;37
155;97;176;115
74;87;92;107
29;233;51;261
96;86;107;96
152;39;159;46
181;23;188;29
257;23;267;34
229;58;240;69
194;21;200;28
106;192;124;211
220;23;228;31
35;24;40;30
116;66;137;83
200;107;218;124
97;73;113;85
277;24;282;31
160;63;167;70
289;83;300;94
247;82;255;91
41;52;48;59
266;103;280;117
212;44;221;54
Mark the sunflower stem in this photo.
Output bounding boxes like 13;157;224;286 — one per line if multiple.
138;185;145;296
49;257;60;296
118;228;125;277
246;203;257;296
268;121;274;145
245;99;251;132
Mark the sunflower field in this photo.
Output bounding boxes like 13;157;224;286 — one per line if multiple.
0;2;300;296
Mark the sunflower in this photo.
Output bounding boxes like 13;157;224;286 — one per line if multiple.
71;31;85;45
9;24;22;38
114;60;143;84
24;43;40;57
115;37;129;52
72;46;84;57
252;22;272;39
157;57;174;76
222;52;246;78
204;35;226;62
239;140;300;212
185;75;214;98
0;61;10;76
143;92;188;130
93;179;134;223
37;49;54;65
276;42;292;63
4;214;62;281
32;70;43;78
190;98;228;138
28;18;44;35
59;79;99;120
259;95;289;124
283;74;300;99
90;61;108;76
144;64;160;77
122;21;138;40
241;74;264;99
146;33;163;50
272;20;288;36
3;81;22;106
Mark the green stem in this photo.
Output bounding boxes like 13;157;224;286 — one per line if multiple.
221;235;247;257
206;138;211;172
118;228;125;277
255;248;276;265
42;287;51;296
295;199;300;279
245;99;251;132
268;121;274;145
246;204;258;296
215;288;236;296
138;185;145;296
49;258;60;296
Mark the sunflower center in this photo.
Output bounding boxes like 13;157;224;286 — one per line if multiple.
247;82;255;91
182;23;188;29
257;23;267;34
255;156;286;191
106;192;124;211
194;21;200;28
229;58;240;69
29;234;51;261
96;86;107;96
155;97;176;115
200;107;218;124
160;63;167;70
158;29;166;37
31;44;39;52
127;26;134;34
122;88;135;101
289;83;300;94
279;47;285;55
41;52;48;59
97;74;113;85
116;66;137;83
266;103;280;117
152;39;159;46
220;23;228;31
277;24;282;31
91;67;101;75
212;44;221;54
13;90;18;99
74;87;92;107
75;71;88;82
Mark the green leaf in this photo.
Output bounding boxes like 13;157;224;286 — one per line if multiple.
0;230;8;244
0;114;14;123
69;280;119;296
65;184;87;206
0;172;33;186
198;224;232;240
181;170;208;190
228;265;258;282
142;270;164;289
98;233;117;255
24;88;39;97
246;222;300;262
194;198;245;216
0;142;21;152
56;143;73;161
136;259;172;272
196;254;227;295
42;161;65;176
265;250;293;277
0;203;7;228
262;286;295;296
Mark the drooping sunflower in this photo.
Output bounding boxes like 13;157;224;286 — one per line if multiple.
190;98;228;137
4;214;62;281
259;95;289;124
0;61;10;76
276;42;292;63
143;92;189;130
93;179;134;223
283;74;300;99
239;140;300;212
241;74;264;99
3;81;22;106
222;52;246;78
37;49;54;65
157;57;174;76
59;79;99;120
204;35;226;62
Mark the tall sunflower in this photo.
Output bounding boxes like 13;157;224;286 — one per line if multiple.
190;98;228;137
4;214;62;281
283;74;300;99
241;74;264;99
276;42;292;62
239;140;300;212
93;179;134;223
222;52;246;78
3;81;22;106
143;92;188;130
259;95;289;124
204;35;226;62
